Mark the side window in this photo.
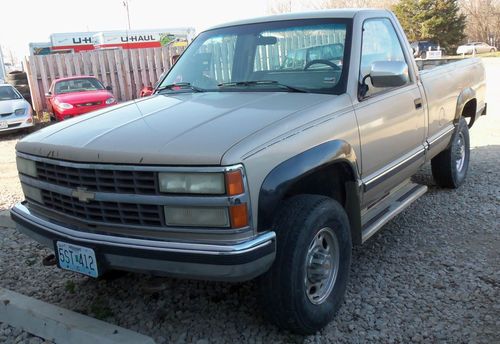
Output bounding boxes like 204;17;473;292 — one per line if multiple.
360;18;408;97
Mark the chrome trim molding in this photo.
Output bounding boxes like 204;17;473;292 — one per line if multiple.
20;174;248;207
427;125;455;149
11;203;275;255
16;151;243;173
363;148;425;192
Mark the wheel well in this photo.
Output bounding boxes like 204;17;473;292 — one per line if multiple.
461;99;477;128
284;163;351;207
462;99;477;118
282;162;362;244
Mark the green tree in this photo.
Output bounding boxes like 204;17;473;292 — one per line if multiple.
393;0;466;51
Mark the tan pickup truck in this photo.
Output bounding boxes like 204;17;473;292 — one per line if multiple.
11;9;486;333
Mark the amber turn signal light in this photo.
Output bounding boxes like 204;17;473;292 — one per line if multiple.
229;204;248;228
225;170;244;196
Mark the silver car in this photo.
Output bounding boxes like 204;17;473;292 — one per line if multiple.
0;84;34;133
457;42;497;55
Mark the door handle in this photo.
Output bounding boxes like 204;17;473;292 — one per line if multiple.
414;98;423;109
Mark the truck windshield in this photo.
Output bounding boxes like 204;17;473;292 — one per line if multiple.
159;18;352;95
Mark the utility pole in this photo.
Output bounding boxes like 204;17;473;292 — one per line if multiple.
123;0;131;31
0;46;5;81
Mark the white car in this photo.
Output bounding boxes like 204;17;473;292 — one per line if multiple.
457;42;497;55
0;84;34;133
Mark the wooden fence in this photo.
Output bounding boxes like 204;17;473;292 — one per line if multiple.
25;46;185;114
25;30;346;115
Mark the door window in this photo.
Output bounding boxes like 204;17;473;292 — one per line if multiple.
360;18;409;97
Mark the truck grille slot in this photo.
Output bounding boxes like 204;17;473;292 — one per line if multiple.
41;189;164;227
36;161;158;195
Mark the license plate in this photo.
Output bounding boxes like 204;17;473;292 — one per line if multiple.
0;121;7;129
56;241;98;278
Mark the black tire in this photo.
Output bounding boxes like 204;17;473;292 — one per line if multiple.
431;118;470;188
490;48;496;53
421;51;427;59
5;71;27;81
257;195;352;334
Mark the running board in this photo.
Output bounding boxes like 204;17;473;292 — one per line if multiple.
361;183;427;243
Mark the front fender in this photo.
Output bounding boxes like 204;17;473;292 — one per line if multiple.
257;139;360;231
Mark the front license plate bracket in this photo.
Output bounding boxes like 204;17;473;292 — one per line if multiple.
55;241;99;278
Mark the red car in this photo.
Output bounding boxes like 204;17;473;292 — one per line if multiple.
46;76;117;121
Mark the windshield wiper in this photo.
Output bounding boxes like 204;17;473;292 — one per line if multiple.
156;82;205;93
218;80;308;93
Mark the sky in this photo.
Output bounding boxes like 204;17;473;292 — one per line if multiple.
0;0;270;61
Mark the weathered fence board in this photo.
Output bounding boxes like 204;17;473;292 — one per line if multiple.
26;46;186;113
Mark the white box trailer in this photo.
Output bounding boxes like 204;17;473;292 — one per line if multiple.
50;32;97;52
92;28;195;50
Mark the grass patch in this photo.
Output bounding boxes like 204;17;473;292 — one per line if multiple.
90;298;114;320
65;280;76;294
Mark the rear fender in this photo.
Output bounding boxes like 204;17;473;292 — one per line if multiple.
455;88;476;122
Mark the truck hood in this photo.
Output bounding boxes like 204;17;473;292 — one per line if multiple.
17;92;332;165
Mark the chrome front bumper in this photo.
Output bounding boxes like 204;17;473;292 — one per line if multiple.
10;203;276;282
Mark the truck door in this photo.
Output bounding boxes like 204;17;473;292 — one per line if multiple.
353;18;426;207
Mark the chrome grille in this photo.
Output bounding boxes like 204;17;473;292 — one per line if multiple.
76;101;101;107
36;161;158;195
40;189;164;227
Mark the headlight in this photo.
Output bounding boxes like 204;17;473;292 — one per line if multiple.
56;102;74;109
164;206;229;227
105;97;115;105
159;172;225;194
14;108;26;115
16;157;37;177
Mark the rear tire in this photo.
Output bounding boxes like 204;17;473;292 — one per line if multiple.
431;118;470;188
257;195;352;334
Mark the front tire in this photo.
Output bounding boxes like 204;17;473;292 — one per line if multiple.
257;195;352;334
431;118;470;188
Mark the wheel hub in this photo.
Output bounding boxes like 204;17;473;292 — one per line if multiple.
305;227;339;305
455;132;466;172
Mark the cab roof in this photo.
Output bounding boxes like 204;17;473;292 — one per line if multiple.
207;8;390;31
53;75;99;83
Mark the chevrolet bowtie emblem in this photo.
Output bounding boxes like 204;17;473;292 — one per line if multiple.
71;187;95;203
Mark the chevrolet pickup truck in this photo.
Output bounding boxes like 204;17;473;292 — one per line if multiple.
11;9;486;334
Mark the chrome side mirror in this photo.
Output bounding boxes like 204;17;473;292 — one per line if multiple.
369;61;409;88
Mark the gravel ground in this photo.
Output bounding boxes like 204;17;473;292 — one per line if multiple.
0;323;51;344
0;59;499;343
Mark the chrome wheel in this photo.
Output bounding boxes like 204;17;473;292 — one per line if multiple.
305;227;339;305
455;132;466;172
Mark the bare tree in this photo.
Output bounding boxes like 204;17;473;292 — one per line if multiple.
267;0;293;13
460;0;500;46
267;0;397;13
313;0;398;8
